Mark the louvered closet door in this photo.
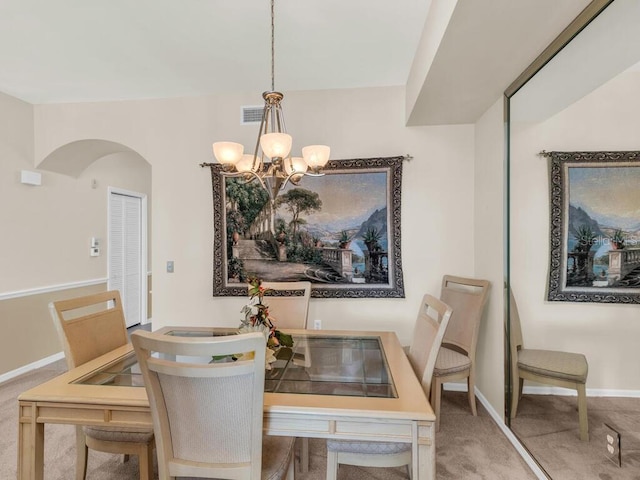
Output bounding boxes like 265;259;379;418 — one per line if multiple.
109;192;142;328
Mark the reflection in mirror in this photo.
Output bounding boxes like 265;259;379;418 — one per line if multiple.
507;1;640;478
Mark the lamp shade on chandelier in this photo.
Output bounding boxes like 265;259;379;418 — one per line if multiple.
211;0;330;202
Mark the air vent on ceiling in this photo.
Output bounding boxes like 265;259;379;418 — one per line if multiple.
241;106;263;125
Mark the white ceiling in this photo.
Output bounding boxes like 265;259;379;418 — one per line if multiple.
0;0;595;124
0;0;431;104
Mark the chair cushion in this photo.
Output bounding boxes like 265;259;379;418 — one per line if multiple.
83;426;154;443
262;435;296;480
518;349;588;383
433;347;471;376
326;439;411;454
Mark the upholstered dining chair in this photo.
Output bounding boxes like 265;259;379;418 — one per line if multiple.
255;281;312;329
250;280;312;471
509;290;589;441
131;330;296;480
431;275;490;431
49;290;155;480
325;293;453;480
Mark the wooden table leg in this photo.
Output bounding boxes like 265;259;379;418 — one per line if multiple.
414;421;435;480
18;401;44;480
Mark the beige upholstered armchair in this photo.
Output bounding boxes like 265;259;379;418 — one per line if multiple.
49;290;155;480
509;290;589;441
131;330;296;480
325;293;453;479
431;275;491;431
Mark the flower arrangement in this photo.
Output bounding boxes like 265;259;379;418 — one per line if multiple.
238;278;294;368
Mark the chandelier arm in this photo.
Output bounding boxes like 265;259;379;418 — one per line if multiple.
279;171;325;191
220;169;269;193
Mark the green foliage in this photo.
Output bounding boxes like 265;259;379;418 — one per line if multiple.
573;224;596;252
611;229;625;247
276;188;322;239
225;178;269;230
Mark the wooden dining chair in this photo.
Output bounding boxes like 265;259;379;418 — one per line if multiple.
325;293;453;480
49;290;155;480
255;281;312;329
509;290;589;441
250;280;312;471
431;275;490;431
131;330;296;480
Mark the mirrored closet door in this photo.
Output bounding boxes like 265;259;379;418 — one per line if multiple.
506;0;640;477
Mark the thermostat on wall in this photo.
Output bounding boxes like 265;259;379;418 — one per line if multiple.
20;170;42;186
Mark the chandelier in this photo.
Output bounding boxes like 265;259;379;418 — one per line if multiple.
211;0;330;203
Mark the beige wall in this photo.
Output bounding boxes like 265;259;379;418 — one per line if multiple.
1;85;515;416
474;97;506;415
0;93;152;376
29;87;476;349
510;71;640;391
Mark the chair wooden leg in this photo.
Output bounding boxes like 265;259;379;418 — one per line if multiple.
467;371;477;416
299;437;309;473
74;426;88;480
326;450;339;480
577;383;589;441
138;442;154;480
431;376;443;432
286;451;296;480
510;377;521;419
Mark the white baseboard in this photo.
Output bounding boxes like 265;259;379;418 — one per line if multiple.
474;387;549;480
523;385;640;398
0;351;65;385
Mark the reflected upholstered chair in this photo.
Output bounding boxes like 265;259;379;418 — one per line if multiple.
431;275;490;431
131;330;296;480
49;290;155;480
509;290;589;441
325;294;453;480
250;280;312;471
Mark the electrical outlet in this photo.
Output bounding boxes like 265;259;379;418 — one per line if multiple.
313;319;321;330
167;261;174;273
604;423;621;467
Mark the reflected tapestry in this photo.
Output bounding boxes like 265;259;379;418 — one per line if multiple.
547;151;640;303
203;156;405;298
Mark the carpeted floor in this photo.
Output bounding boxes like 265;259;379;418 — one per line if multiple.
511;394;640;480
1;360;536;480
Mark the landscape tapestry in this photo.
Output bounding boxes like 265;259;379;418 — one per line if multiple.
204;156;405;298
547;151;640;303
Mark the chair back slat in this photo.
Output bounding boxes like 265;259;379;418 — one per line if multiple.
49;290;128;368
440;275;490;355
407;294;453;398
255;281;311;329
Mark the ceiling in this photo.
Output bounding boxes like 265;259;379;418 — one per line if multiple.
0;0;593;124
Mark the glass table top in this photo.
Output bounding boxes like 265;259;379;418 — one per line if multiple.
74;331;397;398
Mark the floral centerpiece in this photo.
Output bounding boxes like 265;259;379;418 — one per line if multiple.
238;278;294;369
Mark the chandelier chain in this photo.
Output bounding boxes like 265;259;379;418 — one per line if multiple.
270;0;275;92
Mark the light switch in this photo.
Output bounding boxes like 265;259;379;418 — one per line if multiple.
167;261;174;273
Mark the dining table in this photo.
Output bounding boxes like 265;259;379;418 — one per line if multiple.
17;327;436;480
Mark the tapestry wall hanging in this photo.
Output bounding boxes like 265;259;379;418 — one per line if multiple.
547;150;640;303
202;156;406;298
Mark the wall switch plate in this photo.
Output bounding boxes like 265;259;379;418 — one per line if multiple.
604;423;622;467
167;261;174;273
313;319;321;330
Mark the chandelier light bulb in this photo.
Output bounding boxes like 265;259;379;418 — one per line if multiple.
260;133;292;159
284;157;309;176
302;145;331;169
213;142;243;165
236;154;258;173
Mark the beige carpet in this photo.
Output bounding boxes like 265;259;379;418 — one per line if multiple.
1;360;535;480
512;394;640;480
